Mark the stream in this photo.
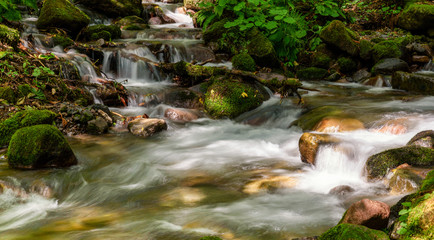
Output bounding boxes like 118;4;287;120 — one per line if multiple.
1;1;434;239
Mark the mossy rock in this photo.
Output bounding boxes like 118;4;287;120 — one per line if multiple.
296;67;329;80
366;146;434;179
172;61;226;87
420;170;434;192
123;24;147;31
7;124;77;169
51;34;74;48
17;84;33;97
319;20;360;56
81;24;122;41
0;109;57;146
398;4;434;32
116;15;147;30
204;76;269;119
292;106;348;130
203;19;228;44
337;57;357;74
319;223;389;240
246;28;280;68
78;0;143;18
0;24;20;49
0;86;16;104
372;40;402;63
36;0;90;38
391;71;434;95
312;52;332;68
360;40;373;61
232;53;256;72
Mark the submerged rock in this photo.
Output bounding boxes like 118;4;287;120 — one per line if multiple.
391;71;434;95
7;124;77;169
339;199;390;230
319;20;360;56
299;133;339;165
319;223;389;240
243;175;297;194
329;185;355;196
292;106;348;131
36;0;90;37
128;118;167;137
313;117;365;133
164;108;200;122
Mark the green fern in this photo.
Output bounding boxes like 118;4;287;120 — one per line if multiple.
0;0;37;22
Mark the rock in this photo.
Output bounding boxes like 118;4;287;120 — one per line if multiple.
372;41;402;63
339;199;390;230
292;106;347;131
361;75;389;87
186;46;216;63
164;108;200;122
311;52;332;68
387;168;423;194
0;109;57;146
0;180;27;198
326;72;341;82
329;185;355;196
359;39;373;60
30;180;54;198
366;146;434;179
87;117;109;135
203;19;227;45
95;82;129;107
371;58;409;75
0;86;16;104
160;187;206;206
243;176;297;194
232;53;256;72
297;67;329;80
80;24;122;41
406;43;432;57
7;124;77;169
78;0;143;18
319;20;360;56
0;24;20;49
299;133;339;165
337;57;357;74
319;223;389;240
184;0;213;11
204;76;269;119
371;119;408;135
128;118;167;137
115;15;148;30
162;88;203;109
352;69;371;83
407;130;434;149
246;29;280;68
36;0;90;38
313;117;365;133
398;4;434;32
148;17;162;25
391;71;434;95
411;55;430;64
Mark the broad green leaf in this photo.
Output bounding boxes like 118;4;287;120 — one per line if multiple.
401;202;411;207
264;21;278;30
295;30;307;38
283;17;296;24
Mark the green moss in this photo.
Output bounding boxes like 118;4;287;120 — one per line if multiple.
204;77;268;119
398;4;434;32
117;16;146;26
203;19;228;44
51;34;74;48
292;106;346;130
319;223;390;240
7;124;77;169
17;84;33;97
246;28;280;68
366;146;434;179
337;57;357;73
420;170;434;192
312;52;332;68
173;61;226;86
123;24;146;30
232;53;256;71
372;40;402;62
82;24;121;41
0;24;20;49
36;0;90;37
78;0;143;18
319;20;360;56
199;237;222;240
296;67;329;80
0;86;16;104
0;109;57;146
359;40;373;60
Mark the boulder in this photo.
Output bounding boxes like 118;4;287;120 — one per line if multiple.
292;106;348;131
366;146;434;179
371;58;409;75
0;24;20;49
87;117;109;135
387;168;424;194
36;0;90;38
407;130;434;149
162;88;203;109
319;20;360;56
246;29;280;68
371;41;402;63
232;53;256;72
0;109;57;146
398;4;434;32
337;57;357;74
7;124;77;169
186;46;216;63
164;108;200;122
339;199;390;230
95;82;129;107
80;24;122;41
352;69;371;83
299;132;339;165
115;16;148;30
359;39;373;60
78;0;143;18
296;67;329;80
128;118;167;137
391;71;434;95
313;117;365;133
204;76;269;119
319;223;389;240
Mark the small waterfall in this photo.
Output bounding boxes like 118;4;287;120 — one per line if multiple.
422;60;434;72
150;2;194;28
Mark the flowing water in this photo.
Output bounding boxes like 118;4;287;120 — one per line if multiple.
2;4;434;240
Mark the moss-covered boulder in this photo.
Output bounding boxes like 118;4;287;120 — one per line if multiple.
391;71;434;95
319;223;390;240
0;110;57;146
7;124;77;169
366;146;434;179
36;0;90;38
360;40;373;61
0;86;16;104
116;16;148;30
203;19;228;44
372;40;402;63
398;4;434;32
78;0;143;18
311;52;332;68
337;57;357;74
51;34;74;48
372;58;409;75
319;20;360;56
81;24;122;41
204;76;269;119
296;67;329;80
232;53;256;72
246;29;280;68
0;24;20;49
172;61;226;87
